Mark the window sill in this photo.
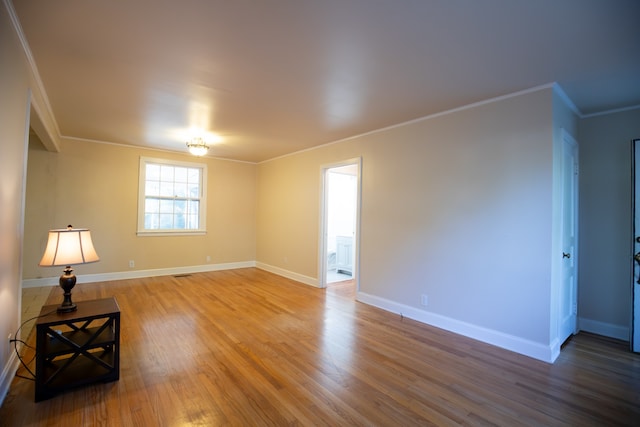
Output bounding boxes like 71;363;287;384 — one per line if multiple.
136;230;207;237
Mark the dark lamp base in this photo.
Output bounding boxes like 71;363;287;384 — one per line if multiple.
57;302;77;313
58;266;78;313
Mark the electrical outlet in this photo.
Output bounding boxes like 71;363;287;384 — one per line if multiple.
206;255;211;263
129;260;135;268
421;294;428;306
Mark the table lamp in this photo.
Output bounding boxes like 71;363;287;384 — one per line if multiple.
38;225;100;312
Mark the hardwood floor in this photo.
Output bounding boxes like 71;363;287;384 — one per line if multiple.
2;268;639;426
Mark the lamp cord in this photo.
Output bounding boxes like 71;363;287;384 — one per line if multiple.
10;309;57;381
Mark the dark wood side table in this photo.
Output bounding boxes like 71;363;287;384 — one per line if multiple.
35;297;120;402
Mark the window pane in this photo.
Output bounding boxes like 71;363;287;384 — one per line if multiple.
188;168;200;183
160;165;174;181
144;213;158;229
159;199;174;213
188;183;200;198
174;183;188;197
145;198;160;213
175;213;185;228
146;164;160;180
159;181;174;197
174;167;188;183
159;214;173;229
145;181;159;197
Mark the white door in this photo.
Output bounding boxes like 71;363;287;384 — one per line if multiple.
631;139;640;352
559;131;579;344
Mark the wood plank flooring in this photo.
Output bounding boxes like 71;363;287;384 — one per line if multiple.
1;268;639;426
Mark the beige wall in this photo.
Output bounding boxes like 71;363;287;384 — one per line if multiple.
0;1;31;399
578;108;640;337
23;138;256;279
258;88;557;355
256;145;359;279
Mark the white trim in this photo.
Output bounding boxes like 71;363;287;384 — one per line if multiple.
7;5;635;168
318;167;328;289
22;261;256;288
549;338;561;363
23;261;319;289
552;83;581;117
257;85;634;165
137;156;207;235
357;292;558;363
255;262;318;287
0;350;19;407
19;261;573;365
261;83;561;164
62;136;256;164
5;0;62;145
581;104;640;119
29;100;59;152
578;317;630;341
634;139;640;353
136;231;206;237
318;158;362;290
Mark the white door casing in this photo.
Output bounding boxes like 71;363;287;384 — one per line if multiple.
318;158;362;289
631;139;640;352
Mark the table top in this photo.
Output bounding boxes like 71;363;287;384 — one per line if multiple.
36;297;120;326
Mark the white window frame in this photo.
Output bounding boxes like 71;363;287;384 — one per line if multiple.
137;157;207;236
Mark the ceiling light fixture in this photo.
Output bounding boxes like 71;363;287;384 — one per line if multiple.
186;137;209;156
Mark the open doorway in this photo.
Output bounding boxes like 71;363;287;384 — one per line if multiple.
20;104;57;343
319;159;361;289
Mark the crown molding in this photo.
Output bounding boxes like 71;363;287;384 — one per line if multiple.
581;103;640;119
4;0;61;151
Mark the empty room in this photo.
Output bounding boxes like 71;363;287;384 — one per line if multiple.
1;1;639;425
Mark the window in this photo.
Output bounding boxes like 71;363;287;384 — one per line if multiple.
137;157;207;236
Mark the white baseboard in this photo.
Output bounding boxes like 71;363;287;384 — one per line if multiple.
0;349;19;407
578;317;629;341
255;262;318;287
357;292;557;363
23;262;586;364
22;261;257;288
21;261;318;289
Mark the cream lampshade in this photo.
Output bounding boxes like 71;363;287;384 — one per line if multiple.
39;225;100;312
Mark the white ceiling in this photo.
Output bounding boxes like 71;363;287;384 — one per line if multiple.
12;0;640;163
